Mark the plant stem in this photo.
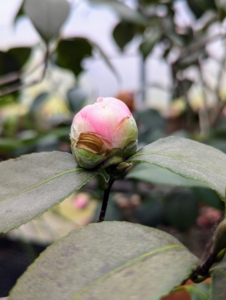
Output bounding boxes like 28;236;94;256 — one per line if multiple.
97;177;114;222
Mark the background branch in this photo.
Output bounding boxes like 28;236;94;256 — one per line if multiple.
0;47;49;98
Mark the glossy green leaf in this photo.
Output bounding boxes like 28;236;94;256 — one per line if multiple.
8;222;197;300
0;152;97;233
126;163;208;187
88;0;149;25
24;0;70;42
175;283;210;300
211;261;226;300
56;38;92;77
128;137;226;202
113;21;136;50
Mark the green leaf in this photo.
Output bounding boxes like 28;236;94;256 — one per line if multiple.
0;47;31;95
126;163;208;187
67;87;88;113
215;0;226;21
29;92;49;114
165;189;199;232
0;127;70;158
187;0;216;19
0;152;97;233
194;187;224;210
113;21;136;50
135;195;164;227
211;260;226;300
139;28;162;60
24;0;70;42
128;136;226;202
0;47;31;76
8;47;31;69
56;37;93;77
175;283;210;300
88;0;149;25
8;222;198;300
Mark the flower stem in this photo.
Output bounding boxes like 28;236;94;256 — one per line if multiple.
97;177;114;222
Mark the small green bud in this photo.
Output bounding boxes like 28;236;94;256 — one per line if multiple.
213;219;226;253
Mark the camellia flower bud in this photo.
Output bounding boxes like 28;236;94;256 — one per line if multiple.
70;97;138;169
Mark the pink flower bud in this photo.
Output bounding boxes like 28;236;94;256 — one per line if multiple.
70;97;138;169
73;193;90;209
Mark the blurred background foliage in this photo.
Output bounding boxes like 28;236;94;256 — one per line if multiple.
1;0;226;297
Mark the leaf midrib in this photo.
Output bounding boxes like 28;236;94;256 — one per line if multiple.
72;244;185;299
129;151;226;179
0;167;82;202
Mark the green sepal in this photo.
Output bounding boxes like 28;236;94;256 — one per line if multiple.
116;162;133;171
98;169;110;190
123;140;138;157
113;115;138;149
192;274;209;283
101;156;124;169
213;219;226;253
72;147;105;169
216;248;226;262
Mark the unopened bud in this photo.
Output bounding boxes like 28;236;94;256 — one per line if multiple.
70;97;138;169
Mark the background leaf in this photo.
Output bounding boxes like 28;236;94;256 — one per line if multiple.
139;27;162;60
56;38;93;77
126;163;208;188
88;0;149;25
0;47;31;76
113;21;136;50
0;152;97;233
175;283;210;300
193;187;224;210
210;260;226;300
8;222;197;300
215;0;226;21
24;0;70;42
164;189;199;232
67;87;88;113
128;136;226;202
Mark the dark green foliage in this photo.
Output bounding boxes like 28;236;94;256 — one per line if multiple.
0;47;31;76
187;0;216;19
67;87;88;113
165;189;199;232
56;38;93;77
113;21;137;50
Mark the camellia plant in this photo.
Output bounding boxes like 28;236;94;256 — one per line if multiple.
1;97;226;300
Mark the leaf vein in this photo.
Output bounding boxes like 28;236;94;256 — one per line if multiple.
72;244;184;299
0;167;82;202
